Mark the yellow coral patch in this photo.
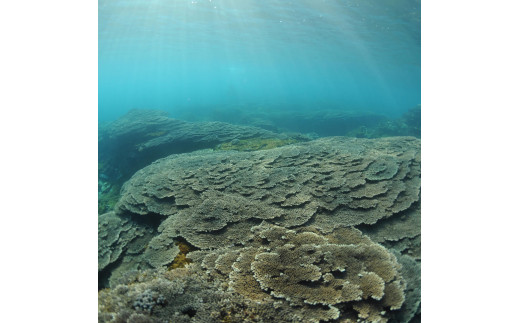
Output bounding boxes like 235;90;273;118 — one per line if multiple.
168;241;195;270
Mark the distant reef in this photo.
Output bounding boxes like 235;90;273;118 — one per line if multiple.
98;109;309;213
99;136;420;323
345;106;421;139
173;105;421;138
99;109;308;183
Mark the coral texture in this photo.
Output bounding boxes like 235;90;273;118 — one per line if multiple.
132;289;166;313
99;268;271;323
100;136;421;322
99;224;410;323
98;212;153;272
391;253;421;323
116;137;420;244
198;223;406;323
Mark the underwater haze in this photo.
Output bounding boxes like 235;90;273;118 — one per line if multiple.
99;0;420;123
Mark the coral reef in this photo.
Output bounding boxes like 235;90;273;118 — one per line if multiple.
360;202;420;244
99;224;410;323
273;109;389;137
241;224;404;322
149;190;286;249
346;105;421;139
98;212;153;272
99;135;421;322
358;201;421;262
98;212;158;288
142;238;180;269
132;289;166;314
99;268;258;323
116;136;420;234
391;253;421;323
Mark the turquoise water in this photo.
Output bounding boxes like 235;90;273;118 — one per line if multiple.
99;0;420;122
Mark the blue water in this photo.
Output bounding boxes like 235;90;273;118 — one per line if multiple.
99;0;420;123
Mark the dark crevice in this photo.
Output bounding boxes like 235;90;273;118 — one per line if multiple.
98;256;124;290
299;279;323;288
331;270;347;279
182;308;197;317
129;212;164;230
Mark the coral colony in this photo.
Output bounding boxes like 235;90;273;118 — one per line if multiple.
99;112;420;322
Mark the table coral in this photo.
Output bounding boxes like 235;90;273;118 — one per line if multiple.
100;136;421;322
98;212;153;272
199;223;406;323
117;137;420;235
